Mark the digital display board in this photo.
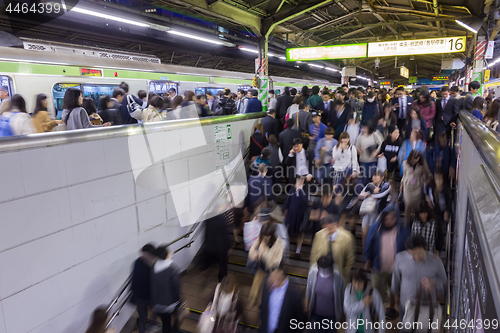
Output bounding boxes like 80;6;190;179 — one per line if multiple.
368;36;466;57
432;75;449;81
80;68;103;77
400;66;409;78
379;80;391;85
286;43;367;61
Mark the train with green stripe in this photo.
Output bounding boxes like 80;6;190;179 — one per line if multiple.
0;46;337;119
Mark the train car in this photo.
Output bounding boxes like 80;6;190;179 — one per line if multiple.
0;46;339;118
484;78;500;97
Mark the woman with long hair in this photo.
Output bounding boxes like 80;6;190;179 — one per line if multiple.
470;96;485;121
404;106;427;140
377;102;397;138
401;150;432;223
397;128;426;178
0;94;36;136
32;93;63;132
82;97;103;125
411;89;435;129
62;88;110;130
483;99;500;131
249;122;266;162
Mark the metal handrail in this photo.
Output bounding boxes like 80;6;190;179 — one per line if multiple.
459;111;500;189
104;145;249;328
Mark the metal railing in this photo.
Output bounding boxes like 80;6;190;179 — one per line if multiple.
104;146;249;329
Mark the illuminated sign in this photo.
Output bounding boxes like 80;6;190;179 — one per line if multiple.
368;36;466;57
80;68;103;77
409;76;417;84
400;66;409;78
431;75;449;81
286;43;367;61
379;81;391;85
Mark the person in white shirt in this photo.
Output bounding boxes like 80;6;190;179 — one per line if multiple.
268;89;277;111
331;132;360;197
236;89;249;114
0;94;35;137
284;137;313;184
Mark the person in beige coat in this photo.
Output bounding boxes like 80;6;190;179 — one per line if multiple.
401;150;432;223
142;95;164;123
310;214;355;282
32;94;63;133
248;223;285;309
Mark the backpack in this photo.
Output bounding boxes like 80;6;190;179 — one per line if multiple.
0;112;17;137
126;94;144;121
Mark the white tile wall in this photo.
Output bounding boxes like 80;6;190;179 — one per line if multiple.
63;141;106;186
0;152;25;203
137;195;167;232
166;187;190;220
68;173;135;225
163;158;189;189
0;188;72;252
135;162;168;201
19;145;68;197
146;129;181;163
103;137;133;177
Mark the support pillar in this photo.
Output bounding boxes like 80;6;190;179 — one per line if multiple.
472;36;487;97
258;38;269;113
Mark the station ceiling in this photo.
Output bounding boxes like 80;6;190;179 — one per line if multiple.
0;0;498;85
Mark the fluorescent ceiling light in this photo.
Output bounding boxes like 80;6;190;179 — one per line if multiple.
279;56;286;60
374;81;378;83
325;67;337;72
309;64;325;69
168;30;224;45
71;7;149;27
297;61;302;63
455;18;482;34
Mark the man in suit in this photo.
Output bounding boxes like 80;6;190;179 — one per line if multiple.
246;89;263;113
275;87;294;129
391;86;414;131
206;91;219;114
284;138;314;184
259;266;306;333
329;99;352;141
279;118;300;164
435;85;459;139
261;109;280;142
318;92;334;125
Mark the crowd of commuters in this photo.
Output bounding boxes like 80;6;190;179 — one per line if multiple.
76;81;490;332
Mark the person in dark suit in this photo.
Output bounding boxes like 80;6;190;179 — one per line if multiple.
391;86;414;131
318;92;334;126
435;86;459;138
284;137;314;184
261;109;280;142
279;118;300;161
197;214;230;282
275;87;294;130
329;99;352;141
259;266;306;333
246;89;263;113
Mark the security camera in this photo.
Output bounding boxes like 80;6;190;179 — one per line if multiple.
375;59;380;69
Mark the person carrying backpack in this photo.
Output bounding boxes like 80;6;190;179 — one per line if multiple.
216;88;236;116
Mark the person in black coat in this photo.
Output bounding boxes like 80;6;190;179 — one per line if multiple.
150;245;181;333
261;109;280;142
390;87;414;130
279;118;300;161
198;214;230;282
118;81;142;124
284;137;314;184
318;92;334;126
275;87;294;129
131;244;157;333
330;99;352;141
435;86;459;139
259;266;306;333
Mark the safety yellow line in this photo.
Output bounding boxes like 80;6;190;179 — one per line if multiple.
187;308;259;329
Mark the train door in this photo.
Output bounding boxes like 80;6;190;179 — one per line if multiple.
81;84;119;110
0;75;15;103
52;83;81;119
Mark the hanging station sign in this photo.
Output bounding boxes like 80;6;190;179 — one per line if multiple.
286;43;368;61
368;36;466;57
400;66;409;78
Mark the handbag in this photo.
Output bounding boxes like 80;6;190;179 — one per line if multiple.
359;197;377;215
197;283;221;333
126;94;143;120
377;156;387;173
401;285;442;333
243;220;262;251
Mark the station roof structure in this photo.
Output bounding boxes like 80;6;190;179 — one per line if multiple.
0;0;498;84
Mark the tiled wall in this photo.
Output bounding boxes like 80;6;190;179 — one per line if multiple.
0;118;256;333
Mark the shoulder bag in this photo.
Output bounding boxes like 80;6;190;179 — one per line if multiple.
401;283;442;333
359;196;377;215
127;95;144;121
197;283;221;333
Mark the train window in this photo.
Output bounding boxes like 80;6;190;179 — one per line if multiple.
148;81;178;96
0;75;14;99
274;89;281;95
206;87;224;96
52;83;81;119
195;87;206;96
237;85;252;92
82;84;118;110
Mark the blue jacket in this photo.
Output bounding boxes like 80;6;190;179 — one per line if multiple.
119;94;143;124
314;137;339;161
426;142;456;176
398;139;427;177
246;97;263;113
364;204;411;271
308;122;327;142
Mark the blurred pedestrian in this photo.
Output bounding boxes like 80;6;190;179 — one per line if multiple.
85;307;117;333
0;94;36;136
32;93;63;132
82;97;104;125
62;88;110;130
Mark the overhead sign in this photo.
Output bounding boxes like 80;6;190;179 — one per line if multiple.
485;41;495;59
400;66;409;78
368;36;466;57
432;75;449;81
80;68;102;77
286;43;367;61
379;80;391;85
